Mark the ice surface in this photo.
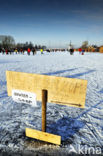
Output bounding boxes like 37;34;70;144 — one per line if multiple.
0;51;103;155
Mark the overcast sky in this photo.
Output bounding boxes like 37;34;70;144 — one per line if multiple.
0;0;103;48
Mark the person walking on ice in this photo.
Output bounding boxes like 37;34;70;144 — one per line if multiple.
27;48;31;55
82;49;85;55
40;48;43;54
79;48;82;54
70;48;74;55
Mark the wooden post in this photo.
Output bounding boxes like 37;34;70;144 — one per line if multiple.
42;90;48;132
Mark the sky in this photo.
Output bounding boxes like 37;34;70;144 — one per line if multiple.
0;0;103;48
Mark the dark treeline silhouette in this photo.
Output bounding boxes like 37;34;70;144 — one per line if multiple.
0;35;46;55
16;42;46;51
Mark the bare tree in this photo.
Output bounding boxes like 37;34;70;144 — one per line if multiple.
2;36;15;49
81;41;88;49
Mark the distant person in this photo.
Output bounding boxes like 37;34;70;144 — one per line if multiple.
22;49;25;55
79;48;82;54
46;49;50;53
27;48;31;55
18;49;20;54
9;49;12;55
32;48;36;55
20;48;23;54
5;49;8;55
70;48;74;55
15;48;18;54
2;48;5;54
82;49;85;55
40;49;43;54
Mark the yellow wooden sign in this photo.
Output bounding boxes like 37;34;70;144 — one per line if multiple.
26;128;61;145
6;71;87;108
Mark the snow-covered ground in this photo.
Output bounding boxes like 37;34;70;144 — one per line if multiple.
0;51;103;155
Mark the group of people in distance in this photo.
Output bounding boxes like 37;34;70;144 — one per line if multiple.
0;48;66;55
0;48;37;55
0;47;85;55
69;48;85;55
78;48;85;55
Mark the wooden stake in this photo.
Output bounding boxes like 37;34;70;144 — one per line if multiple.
25;89;61;145
42;89;48;132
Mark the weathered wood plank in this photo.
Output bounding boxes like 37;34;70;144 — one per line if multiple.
6;71;87;108
25;128;61;145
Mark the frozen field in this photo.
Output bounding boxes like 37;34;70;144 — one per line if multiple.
0;51;103;155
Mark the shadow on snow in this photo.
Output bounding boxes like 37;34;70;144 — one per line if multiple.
0;91;8;98
66;70;96;78
0;61;23;64
42;69;96;79
47;116;85;142
42;68;77;76
46;100;103;142
98;89;103;94
0;81;8;98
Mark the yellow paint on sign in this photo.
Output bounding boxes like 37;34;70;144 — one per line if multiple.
6;71;87;108
25;128;61;145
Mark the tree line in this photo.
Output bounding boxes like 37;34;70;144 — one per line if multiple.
0;35;46;51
